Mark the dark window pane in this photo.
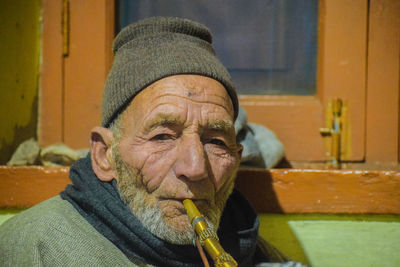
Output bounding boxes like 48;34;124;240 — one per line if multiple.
117;0;318;95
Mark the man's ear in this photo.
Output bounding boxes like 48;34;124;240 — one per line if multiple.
90;126;116;182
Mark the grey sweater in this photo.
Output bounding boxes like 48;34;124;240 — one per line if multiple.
0;196;143;266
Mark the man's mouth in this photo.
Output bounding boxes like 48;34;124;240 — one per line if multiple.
159;197;207;205
158;198;209;215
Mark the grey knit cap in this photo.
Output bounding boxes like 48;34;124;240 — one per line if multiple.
101;16;238;127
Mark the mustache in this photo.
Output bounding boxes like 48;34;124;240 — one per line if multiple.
153;184;215;202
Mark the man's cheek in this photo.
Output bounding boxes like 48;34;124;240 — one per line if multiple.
141;149;177;192
209;154;239;191
117;143;148;170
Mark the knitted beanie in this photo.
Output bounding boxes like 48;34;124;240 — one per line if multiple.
101;16;238;127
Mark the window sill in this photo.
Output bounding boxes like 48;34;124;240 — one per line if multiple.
0;166;399;214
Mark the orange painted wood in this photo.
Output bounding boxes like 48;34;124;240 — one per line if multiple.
63;0;114;149
1;167;399;214
236;169;400;214
241;0;368;161
0;166;69;208
240;96;325;160
38;0;63;147
366;0;400;162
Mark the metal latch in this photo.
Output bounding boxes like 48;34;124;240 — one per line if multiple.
320;98;351;169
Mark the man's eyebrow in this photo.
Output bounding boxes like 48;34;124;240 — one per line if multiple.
145;114;183;132
205;119;234;135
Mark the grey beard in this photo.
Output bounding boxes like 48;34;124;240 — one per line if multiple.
112;145;236;245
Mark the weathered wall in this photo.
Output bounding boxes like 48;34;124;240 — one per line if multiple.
0;0;41;164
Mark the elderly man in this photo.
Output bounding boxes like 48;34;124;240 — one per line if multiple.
0;17;291;266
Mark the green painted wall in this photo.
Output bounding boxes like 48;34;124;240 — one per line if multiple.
0;0;41;164
259;214;400;266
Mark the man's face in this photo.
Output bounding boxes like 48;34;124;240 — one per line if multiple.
112;75;241;244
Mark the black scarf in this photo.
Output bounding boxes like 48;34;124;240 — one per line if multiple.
61;155;264;266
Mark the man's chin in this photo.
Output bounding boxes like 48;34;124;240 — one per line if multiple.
162;214;193;235
153;214;195;245
155;202;195;244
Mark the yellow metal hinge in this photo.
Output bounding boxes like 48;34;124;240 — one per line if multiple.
62;0;70;57
319;98;352;169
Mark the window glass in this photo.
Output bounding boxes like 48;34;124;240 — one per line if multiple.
117;0;318;95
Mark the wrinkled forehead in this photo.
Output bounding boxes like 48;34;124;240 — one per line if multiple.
128;75;235;118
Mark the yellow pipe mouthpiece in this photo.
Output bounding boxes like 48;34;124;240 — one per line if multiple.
183;199;238;267
183;199;200;222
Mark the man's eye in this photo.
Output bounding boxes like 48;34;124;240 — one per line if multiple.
208;139;227;147
151;134;173;141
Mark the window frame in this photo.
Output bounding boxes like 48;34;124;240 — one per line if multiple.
38;0;400;164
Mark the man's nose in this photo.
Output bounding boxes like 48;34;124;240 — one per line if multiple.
174;135;208;181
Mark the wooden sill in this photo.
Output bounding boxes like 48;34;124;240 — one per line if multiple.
0;166;399;214
0;166;69;208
